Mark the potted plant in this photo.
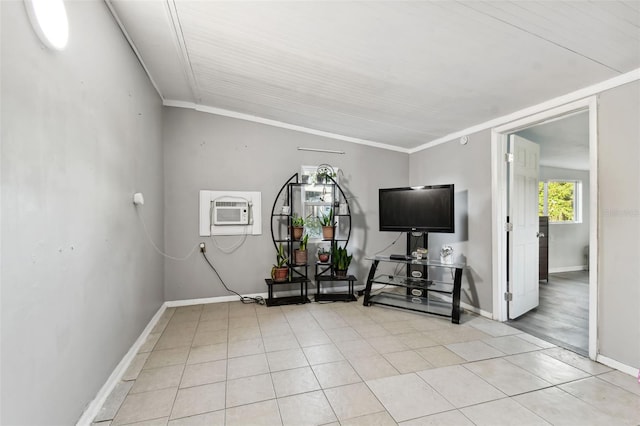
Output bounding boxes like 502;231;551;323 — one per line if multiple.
291;214;305;240
294;234;309;265
271;243;289;282
332;245;352;277
317;247;330;263
315;164;336;184
319;208;334;240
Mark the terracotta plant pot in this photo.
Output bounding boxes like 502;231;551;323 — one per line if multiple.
294;249;308;265
318;253;330;263
271;267;288;282
292;226;304;241
322;226;334;240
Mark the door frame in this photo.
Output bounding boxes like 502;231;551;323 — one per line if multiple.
491;97;598;360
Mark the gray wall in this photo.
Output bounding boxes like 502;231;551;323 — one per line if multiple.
1;2;164;424
408;82;640;369
597;81;640;369
162;108;409;301
409;131;494;313
540;166;590;271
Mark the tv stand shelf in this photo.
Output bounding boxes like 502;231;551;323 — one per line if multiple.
363;256;464;324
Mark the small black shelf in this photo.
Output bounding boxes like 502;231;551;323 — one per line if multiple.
265;295;310;307
265;277;310;307
314;273;357;303
316;275;355;282
266;276;309;285
315;293;357;302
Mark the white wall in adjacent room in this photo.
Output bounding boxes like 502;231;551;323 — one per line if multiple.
540;166;590;272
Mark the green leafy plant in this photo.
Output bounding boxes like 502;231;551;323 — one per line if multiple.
291;214;305;227
316;171;336;183
315;164;336;184
319;208;334;227
271;243;289;281
299;234;309;251
274;243;288;268
332;245;353;271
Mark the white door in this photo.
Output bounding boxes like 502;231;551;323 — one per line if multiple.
508;135;540;319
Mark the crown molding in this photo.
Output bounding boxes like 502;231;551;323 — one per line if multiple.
163;100;410;154
408;68;640;154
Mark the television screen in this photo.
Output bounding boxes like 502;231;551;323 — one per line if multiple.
379;185;454;233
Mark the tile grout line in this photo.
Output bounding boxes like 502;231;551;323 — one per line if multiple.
167;305;203;423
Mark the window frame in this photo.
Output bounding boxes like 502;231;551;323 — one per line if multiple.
539;179;583;224
299;165;341;241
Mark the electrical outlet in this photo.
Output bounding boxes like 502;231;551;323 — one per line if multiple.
199;242;206;253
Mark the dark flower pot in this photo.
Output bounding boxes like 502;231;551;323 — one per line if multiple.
335;269;348;278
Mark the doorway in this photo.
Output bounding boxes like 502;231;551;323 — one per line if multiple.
506;112;591;355
491;98;598;360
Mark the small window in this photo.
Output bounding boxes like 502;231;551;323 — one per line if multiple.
299;165;340;240
538;180;582;223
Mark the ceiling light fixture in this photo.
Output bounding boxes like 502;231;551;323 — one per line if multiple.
24;0;69;50
297;147;345;154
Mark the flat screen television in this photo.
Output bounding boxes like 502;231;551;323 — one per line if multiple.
379;184;454;233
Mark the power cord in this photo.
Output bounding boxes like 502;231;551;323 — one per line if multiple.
371;232;404;256
200;249;265;305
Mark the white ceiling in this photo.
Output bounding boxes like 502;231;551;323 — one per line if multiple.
516;111;590;171
107;1;640;151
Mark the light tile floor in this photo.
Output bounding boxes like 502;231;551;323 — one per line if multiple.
93;301;640;425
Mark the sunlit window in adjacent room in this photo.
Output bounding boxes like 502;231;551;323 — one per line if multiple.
539;180;582;223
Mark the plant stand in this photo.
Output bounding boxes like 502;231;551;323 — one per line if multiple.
314;263;357;302
265;277;310;306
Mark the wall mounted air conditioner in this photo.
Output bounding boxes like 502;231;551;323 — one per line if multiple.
199;190;262;236
213;199;250;226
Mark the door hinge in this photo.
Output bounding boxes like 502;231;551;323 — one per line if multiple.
504;292;513;301
505;153;514;163
504;222;513;232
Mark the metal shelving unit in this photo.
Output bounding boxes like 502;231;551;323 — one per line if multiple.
267;173;356;305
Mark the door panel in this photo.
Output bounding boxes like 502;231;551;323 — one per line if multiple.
509;135;540;319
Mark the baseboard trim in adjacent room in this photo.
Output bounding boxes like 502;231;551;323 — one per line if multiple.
549;266;587;273
596;354;639;377
75;303;168;426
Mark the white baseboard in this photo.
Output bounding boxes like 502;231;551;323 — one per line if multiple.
549;266;587;273
596;354;639;377
165;292;269;307
76;303;168;426
165;283;373;306
460;302;493;319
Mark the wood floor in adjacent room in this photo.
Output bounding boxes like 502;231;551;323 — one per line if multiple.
509;271;589;356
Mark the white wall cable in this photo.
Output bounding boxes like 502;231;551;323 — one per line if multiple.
209;231;248;254
136;208;198;261
208;196;251;252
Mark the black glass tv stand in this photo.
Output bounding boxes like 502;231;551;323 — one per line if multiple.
363;255;463;324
